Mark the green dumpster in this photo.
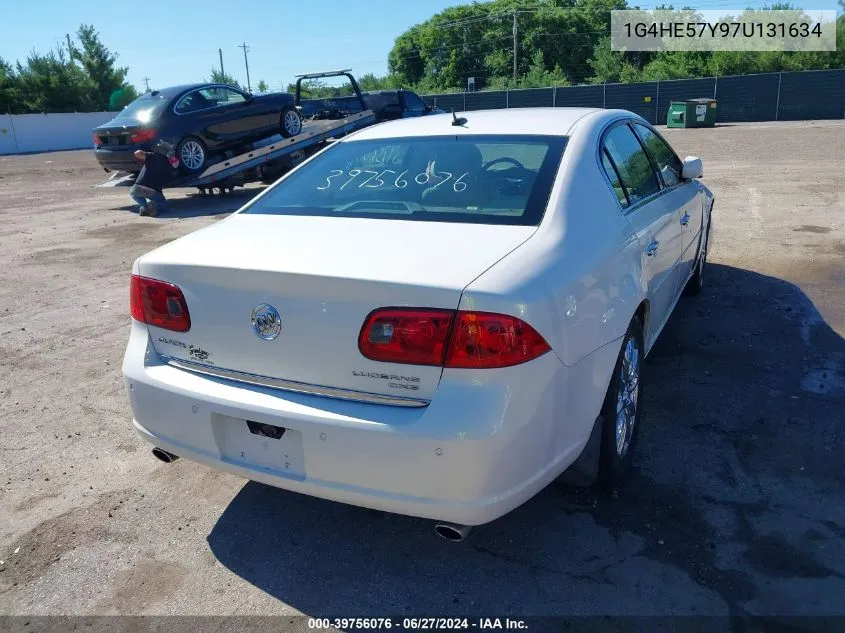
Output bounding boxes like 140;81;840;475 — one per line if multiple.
667;98;717;128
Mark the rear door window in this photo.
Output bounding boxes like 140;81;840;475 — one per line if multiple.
175;90;215;114
632;123;683;187
602;124;661;205
203;87;246;107
601;149;628;208
243;135;567;226
175;87;245;114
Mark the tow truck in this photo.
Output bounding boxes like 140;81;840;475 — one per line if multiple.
95;70;376;196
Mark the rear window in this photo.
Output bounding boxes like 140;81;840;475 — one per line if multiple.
114;94;169;123
243;135;566;226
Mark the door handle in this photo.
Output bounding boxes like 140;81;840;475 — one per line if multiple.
646;240;659;256
680;213;690;226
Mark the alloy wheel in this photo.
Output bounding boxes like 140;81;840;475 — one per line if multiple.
283;110;302;136
615;336;641;458
698;230;708;287
180;140;205;171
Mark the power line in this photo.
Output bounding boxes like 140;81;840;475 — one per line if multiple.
238;42;251;92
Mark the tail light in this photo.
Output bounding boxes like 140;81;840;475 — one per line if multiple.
93;133;101;146
130;274;191;332
359;308;550;369
445;311;550;368
359;309;454;366
130;129;157;144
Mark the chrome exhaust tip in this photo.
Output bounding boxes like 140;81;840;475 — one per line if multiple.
151;448;180;463
434;523;472;542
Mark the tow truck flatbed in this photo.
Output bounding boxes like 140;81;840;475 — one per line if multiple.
95;108;375;191
95;69;376;193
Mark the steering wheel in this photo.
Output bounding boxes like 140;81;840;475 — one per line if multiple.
483;157;527;172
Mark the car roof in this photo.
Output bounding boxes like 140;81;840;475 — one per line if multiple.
147;83;240;100
348;107;609;140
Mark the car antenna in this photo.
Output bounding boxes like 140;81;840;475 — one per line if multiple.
451;110;467;127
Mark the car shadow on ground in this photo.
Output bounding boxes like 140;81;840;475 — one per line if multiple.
112;186;266;219
206;263;845;620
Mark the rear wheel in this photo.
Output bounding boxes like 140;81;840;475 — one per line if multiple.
280;106;302;138
685;218;711;296
598;317;644;485
178;137;207;173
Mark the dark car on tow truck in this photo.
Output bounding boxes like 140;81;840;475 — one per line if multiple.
93;83;303;175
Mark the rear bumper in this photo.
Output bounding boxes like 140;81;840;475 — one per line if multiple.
94;148;140;173
123;321;614;525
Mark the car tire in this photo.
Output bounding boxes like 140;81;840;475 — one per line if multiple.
598;316;644;486
177;137;207;173
280;106;302;138
685;217;711;296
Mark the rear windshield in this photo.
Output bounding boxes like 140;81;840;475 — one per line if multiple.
114;94;169;123
243;135;566;226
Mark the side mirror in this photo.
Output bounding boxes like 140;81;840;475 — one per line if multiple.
681;156;703;179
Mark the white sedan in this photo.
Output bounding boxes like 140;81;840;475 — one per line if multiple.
123;107;713;540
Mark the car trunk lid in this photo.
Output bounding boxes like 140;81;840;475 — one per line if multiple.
138;214;535;402
94;123;142;146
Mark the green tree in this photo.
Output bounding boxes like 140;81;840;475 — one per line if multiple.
15;47;98;113
73;25;137;110
388;0;629;91
0;57;24;113
209;68;241;88
357;72;400;91
394;0;842;92
256;79;269;92
586;37;647;83
489;50;570;88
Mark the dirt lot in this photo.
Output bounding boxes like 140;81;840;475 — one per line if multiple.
0;121;843;623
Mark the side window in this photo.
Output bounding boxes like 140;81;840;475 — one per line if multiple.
602;124;661;206
601;149;628;208
402;92;427;115
175;90;211;114
200;87;245;107
633;123;683;187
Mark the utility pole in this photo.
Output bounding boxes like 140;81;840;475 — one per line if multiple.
218;48;225;76
512;10;518;81
238;42;251;93
142;76;151;91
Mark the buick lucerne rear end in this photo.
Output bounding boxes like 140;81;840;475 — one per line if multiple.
124;108;711;531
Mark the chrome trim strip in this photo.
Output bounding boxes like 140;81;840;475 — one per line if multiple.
165;358;430;408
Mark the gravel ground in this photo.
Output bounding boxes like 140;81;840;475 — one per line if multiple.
0;120;843;623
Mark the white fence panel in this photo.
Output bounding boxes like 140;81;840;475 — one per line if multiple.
0;111;117;155
0;114;18;154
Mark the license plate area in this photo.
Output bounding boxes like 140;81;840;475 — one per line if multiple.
211;413;305;476
246;420;286;439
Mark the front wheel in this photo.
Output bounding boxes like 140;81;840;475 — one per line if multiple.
598;316;644;485
178;137;207;173
280;106;302;138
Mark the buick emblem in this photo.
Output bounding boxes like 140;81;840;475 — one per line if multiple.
251;303;282;340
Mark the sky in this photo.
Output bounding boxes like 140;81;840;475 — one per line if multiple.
0;0;839;93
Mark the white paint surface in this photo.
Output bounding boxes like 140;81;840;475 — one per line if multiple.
0;112;116;155
123;108;715;525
